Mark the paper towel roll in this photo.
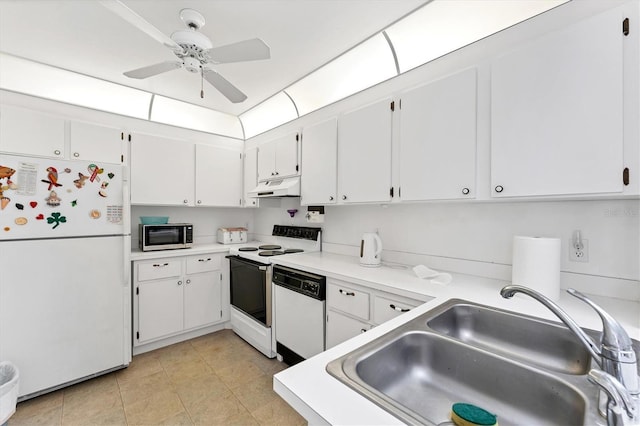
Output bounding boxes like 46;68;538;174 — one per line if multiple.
512;236;561;300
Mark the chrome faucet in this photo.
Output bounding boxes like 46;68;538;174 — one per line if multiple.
500;285;639;425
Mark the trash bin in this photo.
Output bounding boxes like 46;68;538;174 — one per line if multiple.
0;362;19;425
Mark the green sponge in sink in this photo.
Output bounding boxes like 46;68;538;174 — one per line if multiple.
451;403;498;426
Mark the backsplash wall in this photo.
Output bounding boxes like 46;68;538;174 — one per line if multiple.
253;198;640;299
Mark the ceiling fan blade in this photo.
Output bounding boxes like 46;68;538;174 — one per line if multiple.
124;61;182;79
203;69;247;103
99;0;183;53
205;38;271;64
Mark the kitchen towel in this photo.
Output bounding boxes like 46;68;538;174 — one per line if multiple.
512;235;561;300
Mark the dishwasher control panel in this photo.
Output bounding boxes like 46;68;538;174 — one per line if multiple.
273;265;326;300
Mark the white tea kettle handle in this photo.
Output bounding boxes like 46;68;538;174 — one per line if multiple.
372;233;383;256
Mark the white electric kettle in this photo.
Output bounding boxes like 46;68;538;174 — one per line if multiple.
360;232;382;267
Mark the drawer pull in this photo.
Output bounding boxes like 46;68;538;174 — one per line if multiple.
360;328;368;333
198;258;212;262
339;289;355;296
390;304;410;313
152;263;169;267
177;280;182;286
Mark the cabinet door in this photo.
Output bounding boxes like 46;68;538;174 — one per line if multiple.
69;121;123;164
243;148;259;207
0;106;65;158
195;144;242;207
184;271;222;330
130;133;195;205
326;310;371;350
301;118;337;205
137;278;183;343
399;69;477;201
373;295;421;325
491;8;624;197
338;99;393;203
257;141;276;182
274;132;299;178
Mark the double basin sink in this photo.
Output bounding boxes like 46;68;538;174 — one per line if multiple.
326;299;640;425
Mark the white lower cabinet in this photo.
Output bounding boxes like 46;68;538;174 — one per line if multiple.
326;278;429;349
133;253;223;346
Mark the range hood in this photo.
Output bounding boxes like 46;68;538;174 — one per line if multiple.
248;176;300;198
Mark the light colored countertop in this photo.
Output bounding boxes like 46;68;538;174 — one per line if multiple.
269;252;640;426
130;243;232;261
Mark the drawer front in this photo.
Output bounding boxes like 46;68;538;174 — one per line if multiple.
137;260;182;281
327;282;370;320
186;254;221;274
373;295;421;325
326;310;371;349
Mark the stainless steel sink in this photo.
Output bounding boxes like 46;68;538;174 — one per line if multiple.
326;299;640;426
426;301;593;375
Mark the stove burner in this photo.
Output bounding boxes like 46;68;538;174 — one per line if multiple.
284;249;304;254
259;244;282;250
258;250;285;257
238;247;259;252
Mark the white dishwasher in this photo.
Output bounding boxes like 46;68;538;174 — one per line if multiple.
273;265;326;365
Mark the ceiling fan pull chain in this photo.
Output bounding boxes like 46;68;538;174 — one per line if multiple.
200;68;205;99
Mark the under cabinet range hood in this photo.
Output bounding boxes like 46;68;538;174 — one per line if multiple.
249;176;300;198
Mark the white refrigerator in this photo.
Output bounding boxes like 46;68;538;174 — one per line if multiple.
0;153;131;399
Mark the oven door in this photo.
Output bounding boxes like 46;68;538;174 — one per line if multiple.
227;255;272;327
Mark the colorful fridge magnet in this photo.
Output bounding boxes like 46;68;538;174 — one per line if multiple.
46;190;61;207
47;212;66;229
98;190;108;198
88;164;103;182
74;173;89;189
71;200;78;207
41;167;62;190
15;203;24;210
107;172;115;179
1;197;10;210
3;227;9;232
0;165;16;201
89;209;101;219
35;214;44;220
30;201;37;208
14;217;27;225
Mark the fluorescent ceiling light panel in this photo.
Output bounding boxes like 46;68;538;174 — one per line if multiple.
150;95;243;139
240;92;298;139
0;53;151;120
286;33;397;117
386;0;569;73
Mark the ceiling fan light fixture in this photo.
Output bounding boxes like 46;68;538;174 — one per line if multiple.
171;30;213;51
183;57;201;73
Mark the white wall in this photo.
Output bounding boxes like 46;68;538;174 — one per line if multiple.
253;198;640;300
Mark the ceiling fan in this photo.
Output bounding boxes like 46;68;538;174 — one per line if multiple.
99;0;271;103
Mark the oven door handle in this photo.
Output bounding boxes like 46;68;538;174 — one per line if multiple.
226;254;269;271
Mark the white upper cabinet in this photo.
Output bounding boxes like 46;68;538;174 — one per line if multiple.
130;133;195;206
194;144;242;207
243;147;259;208
337;98;393;203
300;118;338;205
69;121;124;164
491;7;625;198
0;106;66;158
399;68;477;201
257;132;299;182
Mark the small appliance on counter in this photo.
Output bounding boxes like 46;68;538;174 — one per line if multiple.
217;227;248;244
360;232;382;267
139;223;193;251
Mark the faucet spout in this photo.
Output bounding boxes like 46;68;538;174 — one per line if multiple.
500;285;603;366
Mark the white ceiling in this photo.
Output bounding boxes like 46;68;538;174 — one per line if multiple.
0;0;428;117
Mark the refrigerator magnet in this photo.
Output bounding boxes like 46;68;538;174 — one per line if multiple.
46;190;61;207
14;217;27;225
90;210;101;219
47;212;66;229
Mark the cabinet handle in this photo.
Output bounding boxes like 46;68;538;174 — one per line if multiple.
329;196;334;201
271;172;275;176
197;200;202;204
73;152;80;158
198;258;212;262
342;195;347;201
462;187;470;195
54;150;61;156
360;328;368;333
186;279;191;284
152;263;169;267
177;280;183;286
183;199;189;204
390;304;410;313
494;185;504;193
275;171;279;175
339;289;355;296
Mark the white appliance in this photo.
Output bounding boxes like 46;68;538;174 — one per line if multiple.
227;225;321;358
248;176;300;198
217;227;247;244
360;232;382;267
0;154;130;399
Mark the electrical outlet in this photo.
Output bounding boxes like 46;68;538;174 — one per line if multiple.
569;238;589;262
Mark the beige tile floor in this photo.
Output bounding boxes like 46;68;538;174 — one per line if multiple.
9;329;306;426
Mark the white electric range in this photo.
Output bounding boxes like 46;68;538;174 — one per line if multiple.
227;225;322;358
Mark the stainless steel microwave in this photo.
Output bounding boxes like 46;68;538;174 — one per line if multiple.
139;223;193;251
